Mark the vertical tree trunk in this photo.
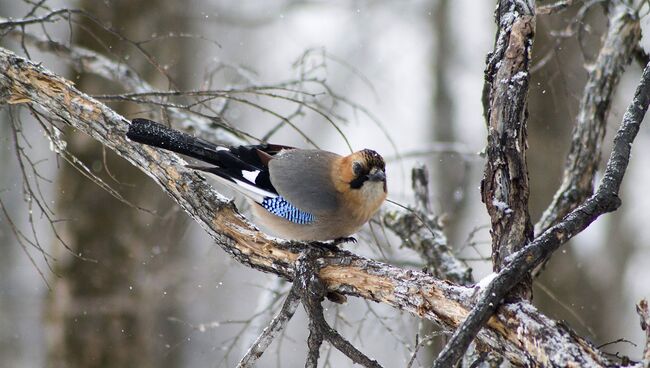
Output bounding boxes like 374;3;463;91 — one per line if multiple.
481;0;535;298
45;1;193;367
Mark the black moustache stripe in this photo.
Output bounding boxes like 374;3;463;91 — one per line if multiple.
349;175;368;189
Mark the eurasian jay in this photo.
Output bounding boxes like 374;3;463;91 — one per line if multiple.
126;118;387;241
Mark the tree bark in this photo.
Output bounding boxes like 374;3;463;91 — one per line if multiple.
481;0;535;286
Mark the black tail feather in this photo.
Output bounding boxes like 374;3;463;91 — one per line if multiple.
127;118;281;196
127;118;225;166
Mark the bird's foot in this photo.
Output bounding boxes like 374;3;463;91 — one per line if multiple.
314;241;340;252
331;236;357;245
310;237;356;252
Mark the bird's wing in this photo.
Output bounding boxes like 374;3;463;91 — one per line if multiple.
268;149;341;214
128;118;290;202
192;146;320;225
188;143;299;203
127;118;320;224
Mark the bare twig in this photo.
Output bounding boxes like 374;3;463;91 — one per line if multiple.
432;60;650;368
2;26;246;146
239;277;287;353
383;166;473;285
535;3;642;237
537;0;580;15
405;332;446;368
0;197;51;289
237;281;301;368
638;299;650;368
0;8;79;28
296;250;382;368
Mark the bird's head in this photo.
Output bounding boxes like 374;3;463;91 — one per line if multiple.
334;149;387;220
346;149;386;190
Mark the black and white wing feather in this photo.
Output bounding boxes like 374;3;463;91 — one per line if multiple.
127;119;316;224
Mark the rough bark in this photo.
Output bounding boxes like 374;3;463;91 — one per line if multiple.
480;0;535;282
432;2;650;366
0;46;620;367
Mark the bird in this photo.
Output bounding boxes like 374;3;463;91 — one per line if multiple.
126;118;387;242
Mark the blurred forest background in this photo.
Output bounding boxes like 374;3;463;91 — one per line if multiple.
1;0;650;367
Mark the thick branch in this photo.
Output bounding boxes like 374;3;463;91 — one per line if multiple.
0;47;615;367
480;0;535;276
433;60;650;368
536;3;641;235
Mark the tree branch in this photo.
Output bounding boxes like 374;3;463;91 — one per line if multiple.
0;8;78;28
537;0;579;15
236;281;300;368
296;250;382;368
1;25;245;146
0;46;618;367
535;2;642;236
433;59;650;368
638;299;650;368
305;319;324;368
480;0;535;285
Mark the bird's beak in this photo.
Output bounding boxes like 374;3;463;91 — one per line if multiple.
368;168;386;182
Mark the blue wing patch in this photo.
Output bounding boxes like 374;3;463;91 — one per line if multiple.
261;196;315;224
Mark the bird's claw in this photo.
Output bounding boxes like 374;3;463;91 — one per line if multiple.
332;236;357;245
311;236;357;252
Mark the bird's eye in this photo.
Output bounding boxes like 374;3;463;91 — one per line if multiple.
352;161;363;176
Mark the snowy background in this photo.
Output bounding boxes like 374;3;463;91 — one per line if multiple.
1;1;649;367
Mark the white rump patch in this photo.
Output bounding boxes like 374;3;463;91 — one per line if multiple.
231;178;275;203
242;170;260;183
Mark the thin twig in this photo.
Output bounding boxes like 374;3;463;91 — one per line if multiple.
537;0;580;15
237;282;301;368
383;166;473;285
637;299;650;368
535;2;642;239
296;250;382;368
